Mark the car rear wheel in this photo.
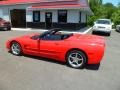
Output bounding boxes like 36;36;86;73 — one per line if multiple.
66;50;87;69
11;42;22;56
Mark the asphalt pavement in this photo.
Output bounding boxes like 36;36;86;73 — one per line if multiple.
0;30;120;90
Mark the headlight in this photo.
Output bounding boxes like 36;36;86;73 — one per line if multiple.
106;27;111;29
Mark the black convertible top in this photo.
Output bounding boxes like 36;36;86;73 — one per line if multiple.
40;28;73;40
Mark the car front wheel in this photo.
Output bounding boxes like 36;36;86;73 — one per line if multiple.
8;27;11;31
66;50;87;69
107;32;111;36
11;42;22;56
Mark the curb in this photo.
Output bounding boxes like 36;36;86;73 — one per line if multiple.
11;27;92;34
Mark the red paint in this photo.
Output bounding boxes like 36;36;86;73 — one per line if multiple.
0;0;88;7
6;33;105;64
31;4;87;9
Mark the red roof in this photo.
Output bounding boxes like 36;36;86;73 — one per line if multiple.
0;0;78;5
30;4;87;10
27;0;88;10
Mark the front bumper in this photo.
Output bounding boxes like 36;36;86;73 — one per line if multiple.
0;26;11;30
6;40;11;51
93;29;111;33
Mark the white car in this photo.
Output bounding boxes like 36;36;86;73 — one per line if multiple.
116;25;120;32
92;19;113;36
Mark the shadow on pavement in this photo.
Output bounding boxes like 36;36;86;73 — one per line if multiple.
92;32;110;37
24;54;65;66
23;54;100;71
85;63;100;70
0;30;11;32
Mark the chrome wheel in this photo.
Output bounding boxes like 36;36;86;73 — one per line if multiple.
67;51;87;69
11;42;21;55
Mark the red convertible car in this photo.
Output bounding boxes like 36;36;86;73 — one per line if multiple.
6;28;105;69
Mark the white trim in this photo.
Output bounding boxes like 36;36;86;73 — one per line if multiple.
82;27;92;34
27;7;93;15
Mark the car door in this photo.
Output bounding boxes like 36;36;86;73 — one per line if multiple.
23;35;40;54
39;39;62;59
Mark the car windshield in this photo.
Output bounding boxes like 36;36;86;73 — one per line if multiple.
96;20;111;25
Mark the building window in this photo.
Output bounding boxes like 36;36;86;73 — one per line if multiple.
79;12;81;23
58;10;67;23
33;11;40;22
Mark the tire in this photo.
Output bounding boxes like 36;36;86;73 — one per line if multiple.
10;42;22;56
7;27;11;31
66;50;87;69
107;32;111;36
92;31;95;34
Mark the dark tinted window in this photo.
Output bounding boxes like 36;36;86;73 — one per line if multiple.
58;10;67;23
79;12;81;23
33;11;40;22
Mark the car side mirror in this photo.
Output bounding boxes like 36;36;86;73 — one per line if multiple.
31;35;40;40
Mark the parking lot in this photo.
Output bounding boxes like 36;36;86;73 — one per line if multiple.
0;30;120;90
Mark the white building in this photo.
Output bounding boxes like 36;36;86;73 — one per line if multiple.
0;0;93;30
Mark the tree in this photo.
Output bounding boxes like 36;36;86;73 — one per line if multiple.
118;2;120;7
87;0;103;25
89;0;103;12
103;3;116;19
104;3;114;7
111;9;120;25
88;0;120;27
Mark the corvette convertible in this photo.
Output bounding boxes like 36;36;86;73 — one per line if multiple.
6;28;105;69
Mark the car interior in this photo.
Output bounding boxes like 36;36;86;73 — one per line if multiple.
31;28;73;41
42;33;73;40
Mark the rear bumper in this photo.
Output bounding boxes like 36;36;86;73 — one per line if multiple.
87;43;105;64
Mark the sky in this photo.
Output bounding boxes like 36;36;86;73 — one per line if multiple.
103;0;120;6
